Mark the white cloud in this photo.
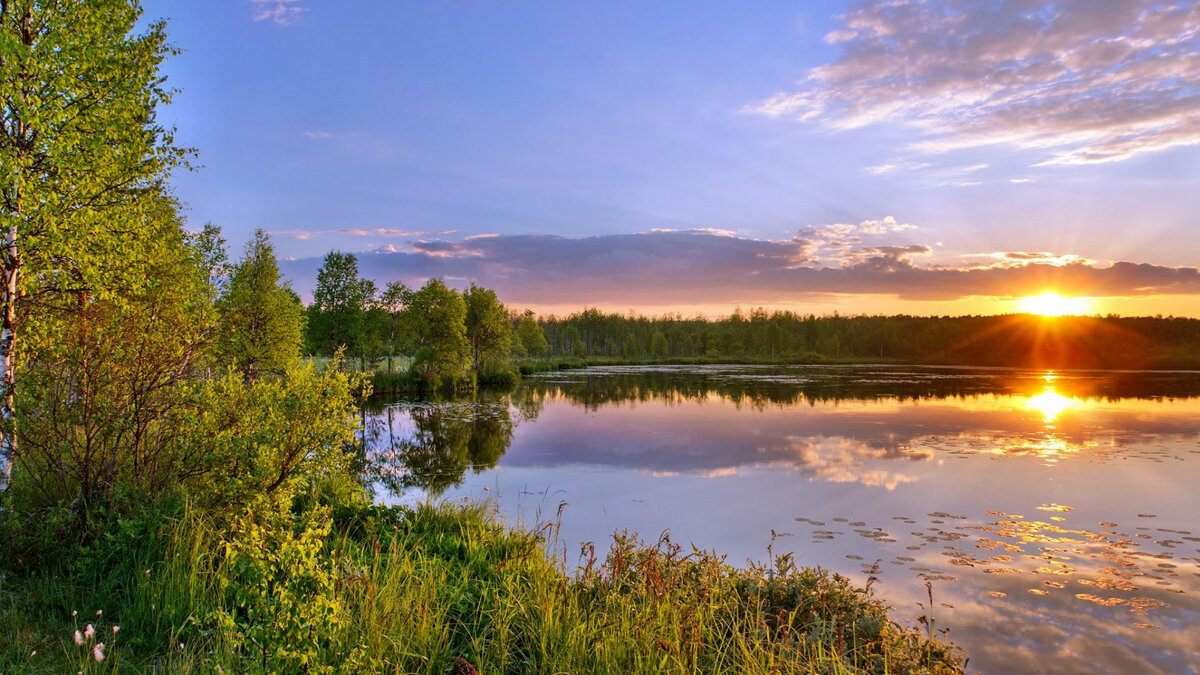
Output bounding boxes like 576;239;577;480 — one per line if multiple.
751;1;1200;166
250;0;307;27
302;130;331;139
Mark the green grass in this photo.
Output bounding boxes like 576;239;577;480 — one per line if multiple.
1;501;966;673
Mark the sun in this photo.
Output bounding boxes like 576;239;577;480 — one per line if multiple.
1019;292;1091;317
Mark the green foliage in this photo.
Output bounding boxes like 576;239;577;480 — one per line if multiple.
216;229;303;381
650;329;669;358
178;359;361;511
406;278;471;380
213;500;365;672
464;282;513;371
376;281;410;375
308;252;376;361
11;202;217;517
0;502;968;672
515;312;549;357
521;309;1200;369
1;0;190;485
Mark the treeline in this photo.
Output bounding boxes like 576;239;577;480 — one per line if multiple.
529;308;1200;370
300;252;542;390
296;263;1200;374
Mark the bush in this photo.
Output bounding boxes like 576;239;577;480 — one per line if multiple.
476;368;519;389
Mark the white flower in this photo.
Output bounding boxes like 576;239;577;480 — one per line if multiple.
93;643;105;663
73;630;84;645
72;610;78;617
29;650;36;657
112;625;121;634
95;610;102;617
84;624;95;640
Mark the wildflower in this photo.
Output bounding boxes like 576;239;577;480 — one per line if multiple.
84;624;95;640
73;630;84;645
29;650;36;657
95;610;103;617
179;642;185;650
93;643;105;663
72;610;78;617
112;625;121;634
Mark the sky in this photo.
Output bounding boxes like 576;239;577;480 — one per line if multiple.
143;0;1200;318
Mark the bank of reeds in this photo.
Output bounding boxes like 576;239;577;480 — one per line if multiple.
514;352;896;375
0;501;965;673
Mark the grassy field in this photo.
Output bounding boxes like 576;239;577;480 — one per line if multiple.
1;501;966;673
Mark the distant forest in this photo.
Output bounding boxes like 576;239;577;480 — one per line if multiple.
300;252;1200;371
527;309;1200;370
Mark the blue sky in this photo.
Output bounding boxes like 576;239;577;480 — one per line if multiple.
144;0;1200;316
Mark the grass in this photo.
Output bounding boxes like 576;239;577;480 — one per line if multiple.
1;501;966;673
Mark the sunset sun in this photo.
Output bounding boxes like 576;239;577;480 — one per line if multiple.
1020;292;1091;317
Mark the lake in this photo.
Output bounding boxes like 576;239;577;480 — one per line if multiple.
364;364;1200;674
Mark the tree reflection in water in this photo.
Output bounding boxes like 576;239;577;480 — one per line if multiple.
367;395;516;497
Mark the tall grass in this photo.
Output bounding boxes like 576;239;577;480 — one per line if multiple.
1;501;966;673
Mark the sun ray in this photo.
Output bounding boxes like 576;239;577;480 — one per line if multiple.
1020;292;1092;317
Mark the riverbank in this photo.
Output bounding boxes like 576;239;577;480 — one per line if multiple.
1;500;965;673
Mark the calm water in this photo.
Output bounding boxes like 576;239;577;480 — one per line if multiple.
364;365;1200;674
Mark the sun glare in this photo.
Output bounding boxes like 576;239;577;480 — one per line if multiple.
1020;292;1091;317
1027;389;1073;423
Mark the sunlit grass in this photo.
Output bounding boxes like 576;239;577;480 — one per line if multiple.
1;502;966;673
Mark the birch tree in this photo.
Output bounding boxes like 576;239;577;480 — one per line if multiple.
0;0;186;490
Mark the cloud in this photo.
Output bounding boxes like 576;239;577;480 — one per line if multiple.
277;227;1200;306
250;0;307;27
301;130;331;139
750;1;1200;165
268;227;440;241
866;161;931;175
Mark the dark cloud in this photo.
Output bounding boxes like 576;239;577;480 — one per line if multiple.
278;230;1200;306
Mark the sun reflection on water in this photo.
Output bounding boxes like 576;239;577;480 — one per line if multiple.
1027;389;1074;424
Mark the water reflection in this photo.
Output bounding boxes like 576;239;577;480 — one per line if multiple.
365;365;1200;674
365;398;514;496
1026;388;1074;423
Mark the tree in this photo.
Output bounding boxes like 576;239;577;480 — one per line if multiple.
14;198;219;513
516;312;549;357
216;229;303;381
377;281;409;374
1;1;186;490
308;252;375;366
463;282;511;371
650;330;669;358
405;278;469;380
